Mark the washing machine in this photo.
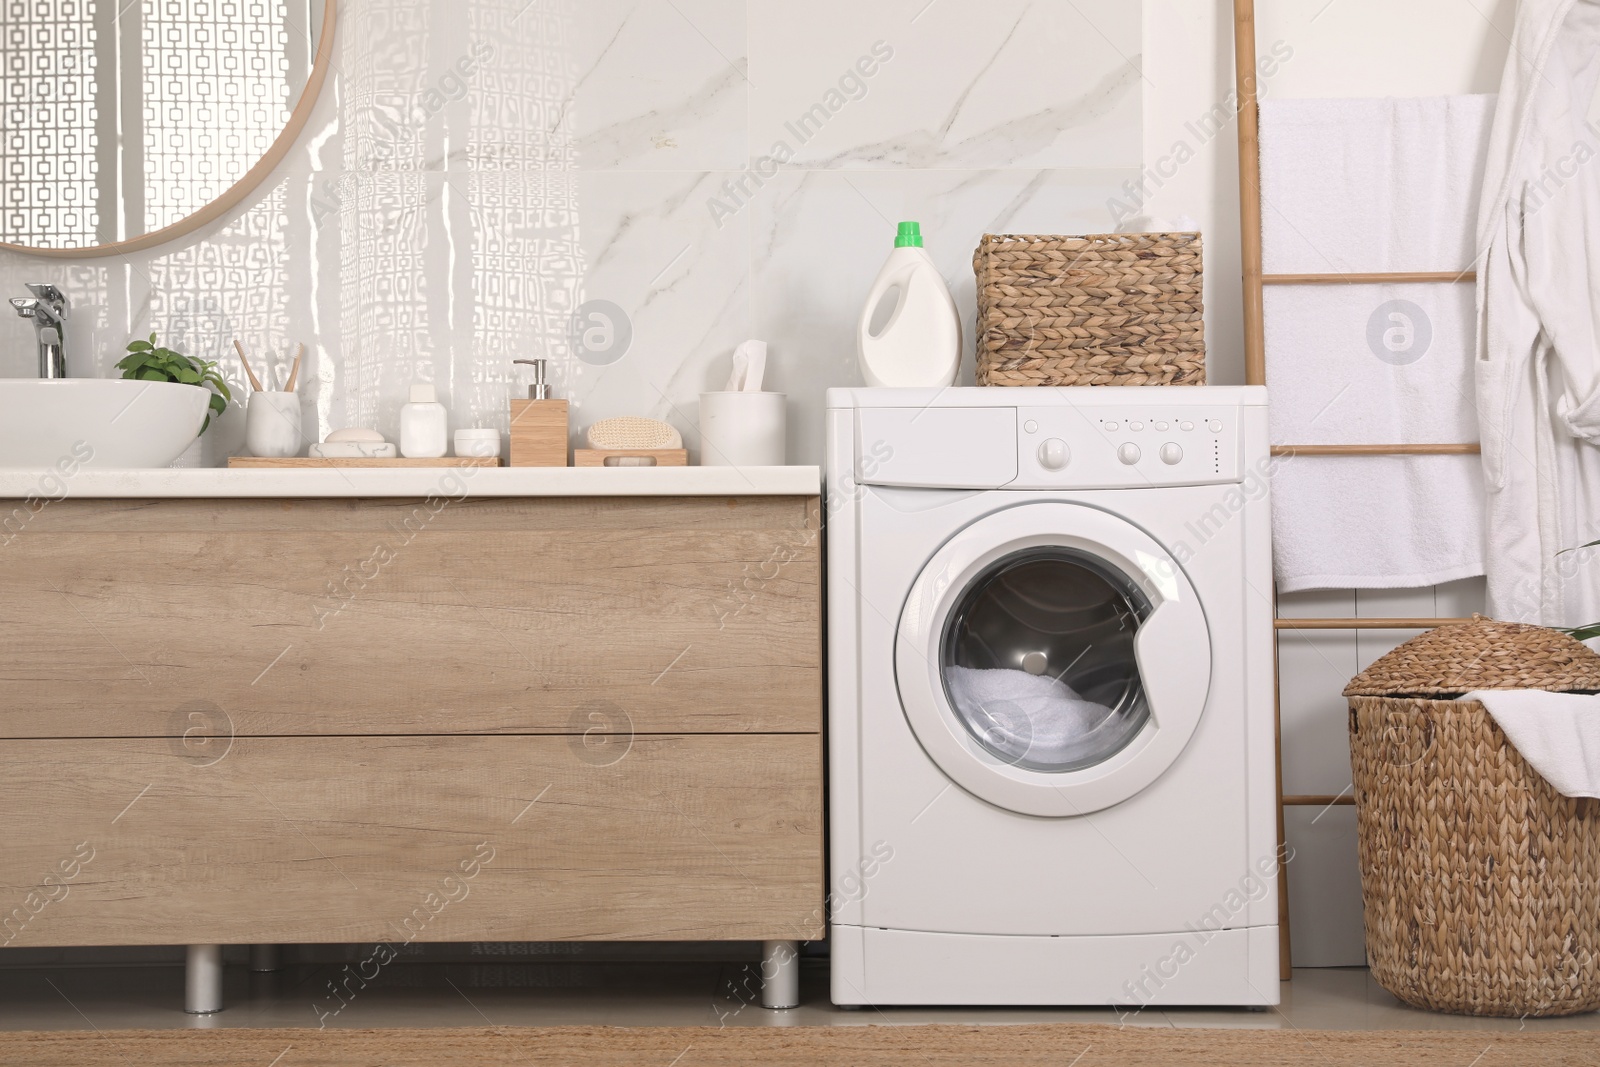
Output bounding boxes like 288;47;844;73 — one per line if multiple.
825;386;1279;1008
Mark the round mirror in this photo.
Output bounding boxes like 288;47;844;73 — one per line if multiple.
1;0;334;257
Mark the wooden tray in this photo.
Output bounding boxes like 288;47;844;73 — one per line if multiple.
228;457;501;468
573;449;688;468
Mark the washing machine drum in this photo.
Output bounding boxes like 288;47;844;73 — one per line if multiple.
896;503;1212;817
942;548;1152;773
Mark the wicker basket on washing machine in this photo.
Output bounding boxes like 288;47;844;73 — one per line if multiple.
1343;616;1600;1016
971;232;1205;387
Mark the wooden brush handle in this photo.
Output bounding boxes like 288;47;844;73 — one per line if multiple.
232;339;265;392
284;343;304;393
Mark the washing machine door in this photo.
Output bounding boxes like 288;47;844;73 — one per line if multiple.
895;502;1211;817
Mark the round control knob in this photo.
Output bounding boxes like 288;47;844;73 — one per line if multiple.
1117;442;1141;465
1037;438;1070;470
1160;442;1183;465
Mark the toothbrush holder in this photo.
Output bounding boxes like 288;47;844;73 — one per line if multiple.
245;391;303;458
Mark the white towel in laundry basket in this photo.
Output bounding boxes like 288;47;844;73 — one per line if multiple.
1460;690;1600;798
944;666;1117;766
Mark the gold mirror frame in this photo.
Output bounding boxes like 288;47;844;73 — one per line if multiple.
1;0;337;260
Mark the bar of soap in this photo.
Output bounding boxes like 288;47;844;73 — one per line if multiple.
325;427;386;443
309;442;398;459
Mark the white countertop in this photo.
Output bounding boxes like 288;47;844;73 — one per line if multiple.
0;465;820;499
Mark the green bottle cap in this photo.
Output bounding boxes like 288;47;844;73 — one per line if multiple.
894;221;923;248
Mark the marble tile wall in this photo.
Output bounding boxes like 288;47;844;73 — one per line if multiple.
0;0;1142;464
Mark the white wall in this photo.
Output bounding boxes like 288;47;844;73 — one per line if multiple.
0;0;1145;467
1140;0;1510;966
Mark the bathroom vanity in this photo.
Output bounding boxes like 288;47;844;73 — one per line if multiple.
0;466;822;1007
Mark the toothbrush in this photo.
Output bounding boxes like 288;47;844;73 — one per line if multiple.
284;343;304;393
232;339;264;392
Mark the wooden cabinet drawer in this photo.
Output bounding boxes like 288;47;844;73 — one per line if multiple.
0;734;822;947
0;496;820;737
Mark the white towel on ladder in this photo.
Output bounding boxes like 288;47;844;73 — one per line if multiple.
1261;96;1494;592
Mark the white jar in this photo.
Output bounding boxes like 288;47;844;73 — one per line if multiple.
454;427;500;458
399;383;448;458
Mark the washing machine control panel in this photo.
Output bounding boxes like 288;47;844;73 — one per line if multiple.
1013;406;1244;488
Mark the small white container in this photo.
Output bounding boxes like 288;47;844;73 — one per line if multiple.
400;383;448;459
699;391;786;467
245;391;302;458
454;427;500;459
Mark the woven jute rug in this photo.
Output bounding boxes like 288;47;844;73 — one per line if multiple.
1;1024;1597;1066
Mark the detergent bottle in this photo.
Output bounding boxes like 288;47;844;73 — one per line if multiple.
856;221;962;388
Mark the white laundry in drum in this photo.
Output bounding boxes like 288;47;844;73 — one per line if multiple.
944;665;1119;767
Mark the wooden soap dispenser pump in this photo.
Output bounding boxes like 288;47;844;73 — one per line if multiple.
509;358;569;466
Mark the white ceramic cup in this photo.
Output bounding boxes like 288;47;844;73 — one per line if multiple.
454;428;501;458
699;391;786;467
245;391;303;458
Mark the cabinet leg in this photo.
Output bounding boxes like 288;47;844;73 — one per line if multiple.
185;944;224;1014
249;945;280;973
760;939;800;1009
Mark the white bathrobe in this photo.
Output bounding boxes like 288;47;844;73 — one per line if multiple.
1477;0;1600;626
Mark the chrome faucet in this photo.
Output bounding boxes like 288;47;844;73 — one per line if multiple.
10;283;69;378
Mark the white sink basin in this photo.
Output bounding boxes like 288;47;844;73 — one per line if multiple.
0;379;209;469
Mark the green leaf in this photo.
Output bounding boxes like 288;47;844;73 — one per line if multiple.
208;393;226;416
148;332;157;344
174;368;201;384
1559;538;1600;556
127;340;152;353
138;368;169;382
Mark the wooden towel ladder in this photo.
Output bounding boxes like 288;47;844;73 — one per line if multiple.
1232;0;1481;979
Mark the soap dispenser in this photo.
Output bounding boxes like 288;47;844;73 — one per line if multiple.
509;358;569;467
400;382;449;458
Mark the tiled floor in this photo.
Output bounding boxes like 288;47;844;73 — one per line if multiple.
1;962;1596;1033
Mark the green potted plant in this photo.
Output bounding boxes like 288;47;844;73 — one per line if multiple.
117;334;231;429
116;334;232;466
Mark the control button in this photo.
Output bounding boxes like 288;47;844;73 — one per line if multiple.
1160;442;1183;465
1207;419;1223;433
1129;421;1144;432
1117;442;1141;465
1104;421;1119;432
1023;419;1038;434
1037;438;1070;470
1179;420;1195;431
1154;420;1169;431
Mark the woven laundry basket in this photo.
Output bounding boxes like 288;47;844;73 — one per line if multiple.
971;232;1205;387
1343;616;1600;1016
